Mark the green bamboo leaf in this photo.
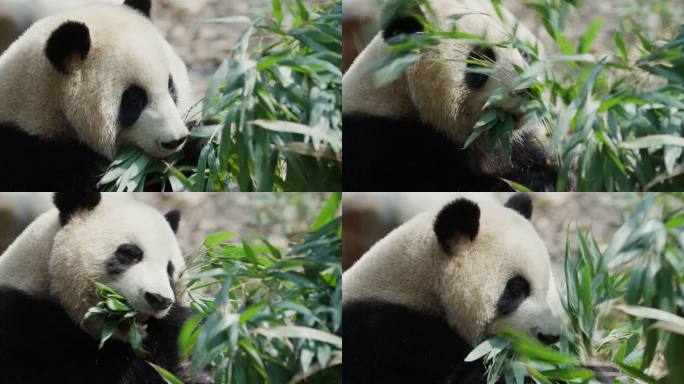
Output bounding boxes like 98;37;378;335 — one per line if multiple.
619;135;684;149
148;362;185;384
257;326;342;348
614;32;628;62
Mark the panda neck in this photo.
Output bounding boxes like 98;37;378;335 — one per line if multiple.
342;34;417;119
0;209;61;295
343;214;444;314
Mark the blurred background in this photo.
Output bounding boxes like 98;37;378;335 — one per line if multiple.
0;0;272;100
342;0;683;71
0;192;330;254
343;192;632;268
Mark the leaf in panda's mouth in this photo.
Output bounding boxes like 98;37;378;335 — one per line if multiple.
463;108;514;159
83;282;146;354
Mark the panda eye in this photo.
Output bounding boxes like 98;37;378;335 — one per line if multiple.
119;85;148;127
496;275;530;316
168;75;178;105
106;244;143;274
383;16;424;39
465;46;496;89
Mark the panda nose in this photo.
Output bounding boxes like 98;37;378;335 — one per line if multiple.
537;332;560;345
145;292;173;310
161;136;188;151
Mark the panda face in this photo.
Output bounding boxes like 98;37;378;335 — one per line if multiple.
49;193;184;331
342;0;539;154
434;194;561;345
39;2;190;159
113;34;191;158
403;0;536;143
490;270;562;344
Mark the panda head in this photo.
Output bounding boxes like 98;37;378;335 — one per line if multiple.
48;192;184;335
41;0;190;159
433;194;561;345
343;0;540;149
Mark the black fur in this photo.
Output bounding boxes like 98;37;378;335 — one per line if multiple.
343;301;486;384
124;0;152;18
119;86;148;128
496;275;530;315
465;47;496;89
0;286;190;384
504;193;533;220
383;16;423;39
434;198;480;254
45;21;91;74
54;192;102;225
0;123;109;191
342;114;558;192
169;76;178;104
106;244;144;275
164;210;181;233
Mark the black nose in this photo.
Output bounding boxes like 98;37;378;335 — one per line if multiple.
145;292;173;311
161;137;188;151
537;333;560;345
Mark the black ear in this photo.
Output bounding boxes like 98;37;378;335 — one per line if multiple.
505;193;533;220
124;0;152;18
165;210;181;233
383;15;424;40
433;199;480;255
54;193;101;225
45;21;91;74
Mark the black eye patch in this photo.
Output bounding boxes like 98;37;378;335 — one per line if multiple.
119;85;148;127
168;75;177;105
496;275;530;315
465;46;496;89
167;261;175;278
383;16;424;40
106;244;143;274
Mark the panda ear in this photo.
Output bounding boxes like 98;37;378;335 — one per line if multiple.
45;22;91;74
123;0;152;18
53;192;101;225
433;199;480;255
165;210;181;233
383;15;424;40
504;193;533;220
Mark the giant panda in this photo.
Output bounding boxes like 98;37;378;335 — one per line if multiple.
0;192;192;384
0;0;191;191
343;194;562;384
342;0;559;192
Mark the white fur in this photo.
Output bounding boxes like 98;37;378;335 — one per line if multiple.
0;194;184;332
0;3;190;159
343;197;561;346
0;209;61;294
343;0;543;159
